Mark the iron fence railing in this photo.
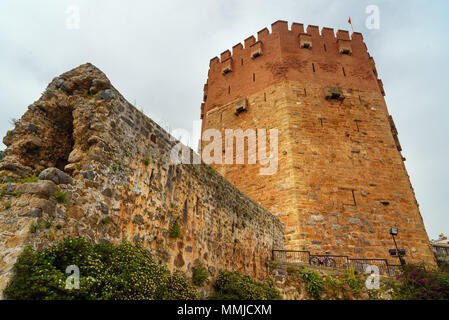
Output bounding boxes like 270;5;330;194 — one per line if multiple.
272;250;403;277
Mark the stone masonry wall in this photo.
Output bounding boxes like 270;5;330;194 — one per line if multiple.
201;20;436;267
205;81;436;266
0;63;285;298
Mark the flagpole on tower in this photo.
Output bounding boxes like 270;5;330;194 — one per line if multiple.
348;17;354;33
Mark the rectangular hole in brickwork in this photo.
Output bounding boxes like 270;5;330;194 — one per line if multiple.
228;86;231;95
253;73;255;82
319;118;324;127
312;63;315;73
354;120;362;132
241;58;243;66
304;88;307;96
339;188;357;206
324;44;327;52
264;92;266;102
342;67;346;77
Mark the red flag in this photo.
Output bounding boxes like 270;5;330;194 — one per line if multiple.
348;17;352;24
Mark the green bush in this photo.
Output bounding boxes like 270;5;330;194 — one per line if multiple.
20;174;38;183
212;271;281;300
4;237;198;300
158;273;199;300
345;268;364;296
0;150;4;160
143;158;150;166
101;217;113;225
300;267;325;300
55;190;69;203
192;266;209;287
169;218;183;239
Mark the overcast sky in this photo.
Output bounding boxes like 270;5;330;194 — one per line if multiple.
0;0;447;240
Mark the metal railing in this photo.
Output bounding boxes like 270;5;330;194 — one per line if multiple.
272;250;403;277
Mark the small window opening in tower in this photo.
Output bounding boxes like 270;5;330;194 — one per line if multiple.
264;92;266;102
253;73;255;82
304;88;307;96
302;43;311;49
323;44;327;52
312;63;316;73
241;58;243;65
228;86;231;95
235;106;247;115
341;49;351;55
354;120;362;132
331;93;341;100
319;118;324;127
252;52;262;59
342;67;346;77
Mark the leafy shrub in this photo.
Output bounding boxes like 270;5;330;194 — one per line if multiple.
394;264;449;300
143;158;150;166
192;266;209;287
4;202;11;210
345;268;364;296
0;150;4;160
111;163;122;172
324;275;344;299
4;237;198;300
438;261;449;274
158;273;199;300
212;271;281;300
20;174;38;183
29;223;38;234
101;217;113;225
169;218;183;239
300;267;325;300
55;190;69;203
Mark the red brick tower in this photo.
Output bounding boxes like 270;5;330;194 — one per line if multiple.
200;20;436;266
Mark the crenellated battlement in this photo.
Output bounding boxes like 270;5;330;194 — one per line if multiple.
207;21;366;66
201;20;384;117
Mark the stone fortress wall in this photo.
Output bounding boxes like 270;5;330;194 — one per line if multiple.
0;64;285;297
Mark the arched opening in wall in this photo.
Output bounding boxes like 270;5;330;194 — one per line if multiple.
21;105;75;172
50;106;75;171
33;105;74;170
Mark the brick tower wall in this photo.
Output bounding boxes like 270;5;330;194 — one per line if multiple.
200;20;436;266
